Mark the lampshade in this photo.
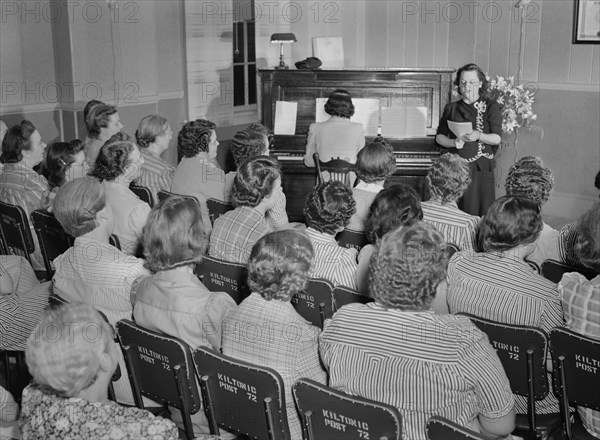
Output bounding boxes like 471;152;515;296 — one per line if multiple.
270;33;297;43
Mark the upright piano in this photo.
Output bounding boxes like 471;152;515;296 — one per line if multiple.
259;68;455;222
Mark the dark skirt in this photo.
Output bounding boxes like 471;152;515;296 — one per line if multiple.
458;156;495;217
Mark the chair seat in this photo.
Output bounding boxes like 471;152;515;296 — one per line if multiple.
514;413;563;440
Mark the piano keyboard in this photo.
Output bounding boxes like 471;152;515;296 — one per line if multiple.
274;153;434;167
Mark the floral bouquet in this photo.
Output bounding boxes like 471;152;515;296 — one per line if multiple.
486;75;537;134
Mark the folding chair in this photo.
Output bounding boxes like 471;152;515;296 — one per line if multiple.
196;255;249;304
206;198;235;225
129;183;155;207
192;346;291;440
156;189;199;205
332;285;374;311
314;153;354;186
462;314;561;440
549;327;600;440
30;210;74;276
426;416;487;440
292;378;402;440
0;350;31;404
116;320;202;440
526;259;541;274
541;259;597;284
291;278;334;329
336;229;370;252
0;201;35;265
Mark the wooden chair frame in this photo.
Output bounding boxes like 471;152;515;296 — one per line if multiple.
313;152;354;186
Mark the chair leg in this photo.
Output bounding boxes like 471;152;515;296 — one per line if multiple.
302;410;315;440
526;350;538;440
199;375;220;436
121;345;145;409
557;356;572;440
264;397;278;440
174;365;195;440
318;303;326;330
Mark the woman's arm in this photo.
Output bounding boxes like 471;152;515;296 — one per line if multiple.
304;124;317;167
436;134;464;149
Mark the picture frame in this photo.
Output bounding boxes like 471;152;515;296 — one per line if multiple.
573;0;600;44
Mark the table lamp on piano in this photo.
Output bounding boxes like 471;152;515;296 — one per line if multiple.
271;33;297;70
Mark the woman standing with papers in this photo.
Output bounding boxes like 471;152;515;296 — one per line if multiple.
304;89;365;167
436;63;502;216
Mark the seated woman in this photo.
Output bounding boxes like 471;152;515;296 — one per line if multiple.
134;114;176;202
505;156;559;265
0;120;50;270
171;118;226;202
357;184;423;293
39;139;88;209
558;202;600;439
83;103;123;165
0;385;18;423
346;138;396;231
209;156;282;264
227;126;290;230
304;181;358;289
422;153;479;251
0;256;51;351
320;223;515;440
133;195;237;437
221;230;326;440
90;133;151;255
52;177;149;405
20;303;178;440
446;195;563;415
303;89;365;168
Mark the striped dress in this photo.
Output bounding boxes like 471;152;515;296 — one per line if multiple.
447;250;564;414
135;149;175;203
305;228;358;289
320;303;514;440
421;199;479;251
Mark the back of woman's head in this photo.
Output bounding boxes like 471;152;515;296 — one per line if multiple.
364;184;423;243
83;100;105;129
177;119;216;158
304;180;356;234
135;115;169;149
1;120;36;164
87;104;117;139
142;196;207;273
479;195;543;252
232;156;280;207
248;230;314;301
369;222;447;310
574;202;600;272
427;153;471;203
355;138;396;183
54;177;106;237
324;89;355;118
39;141;84;189
26;303;113;397
505;156;554;206
231;129;268;168
91;138;136;181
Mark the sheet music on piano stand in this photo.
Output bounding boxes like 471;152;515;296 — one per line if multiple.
274;101;298;135
381;106;428;138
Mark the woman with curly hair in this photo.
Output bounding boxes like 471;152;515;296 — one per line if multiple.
304;180;358;288
222;230;326;440
320;222;515;440
133;196;236;438
447;195;563;416
20;303;178;439
90;133;150;255
422;153;480;251
134;114;175;202
226;125;291;230
171;118;226;202
436;63;502;216
356;184;423;293
83;103;123;165
505;156;559;265
209;156;282;264
346;138;396;231
303;89;365;167
0;120;50;270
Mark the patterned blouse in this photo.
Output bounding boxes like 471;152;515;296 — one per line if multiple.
19;385;178;440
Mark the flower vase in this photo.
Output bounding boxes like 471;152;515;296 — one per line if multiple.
494;129;519;197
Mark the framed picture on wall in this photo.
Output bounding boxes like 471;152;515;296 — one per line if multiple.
573;0;600;43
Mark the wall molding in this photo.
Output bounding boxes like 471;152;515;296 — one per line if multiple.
537;82;600;92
